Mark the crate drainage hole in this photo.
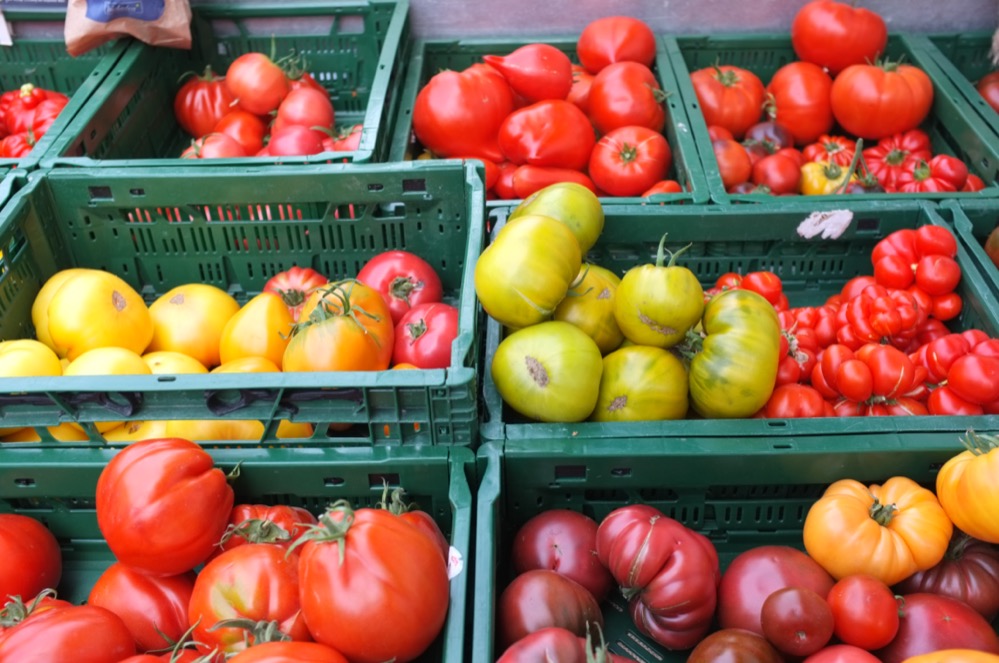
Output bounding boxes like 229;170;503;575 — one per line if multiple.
610;467;632;477
323;477;345;487
554;465;586;480
767;420;788;427
14;478;35;487
772;443;793;450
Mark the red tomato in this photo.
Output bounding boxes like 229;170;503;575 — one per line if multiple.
751;152;801;194
391;302;458;369
687;628;783;663
213;111;268;156
947;354;999;405
288;70;325;93
263;266;329;322
802;135;857;168
707;125;735;141
587;61;666;135
831;62;934;140
566;65;594;114
215;503;319;556
826;574;900;650
763;383;833;418
180;133;247;159
577;16;656;74
483;43;573;103
766;61;834;145
895;533;999;621
963;173;987;192
87;563;195;652
174;66;235;138
0;591;71;636
494;160;519;199
0;604;136;662
791;0;888;75
497;569;603;650
761;586;834;657
413;63;515;161
226;641;348;662
510;509;614;603
496;626;637;663
331;123;363;152
690;66;765;139
498;99;595;170
272;87;335;141
356;250;444;326
876;593;999;663
0;131;35;157
297;504;449;663
641;179;683;196
978;71;999;114
95;438;234;576
713;138;753;189
267;124;326;157
804;644;882;663
225;52;291;116
863;129;932;191
718;545;835;635
511;165;598;198
897;155;970;193
0;514;61;603
588;125;671;196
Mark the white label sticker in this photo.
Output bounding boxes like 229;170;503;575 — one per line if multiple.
796;210;854;240
0;12;12;47
447;546;464;580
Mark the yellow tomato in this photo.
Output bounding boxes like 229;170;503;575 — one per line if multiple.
45;269;153;359
31;268;90;350
167;419;312;442
936;432;999;544
218;292;294;369
142;351;208;375
64;347;152;433
2;423;90;443
0;339;63;377
211;356;281;373
147;284;240;368
903;651;999;663
102;419;170;443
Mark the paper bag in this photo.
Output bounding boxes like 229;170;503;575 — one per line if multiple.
65;0;192;57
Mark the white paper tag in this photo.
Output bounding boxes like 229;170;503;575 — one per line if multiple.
447;546;464;580
0;12;12;47
797;209;854;240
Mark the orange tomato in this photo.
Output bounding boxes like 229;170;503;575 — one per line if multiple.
147;284;240;368
936;432;999;544
167;419;312;442
902;651;999;663
142;351;209;375
218;292;294;369
211;356;281;373
2;423;90;443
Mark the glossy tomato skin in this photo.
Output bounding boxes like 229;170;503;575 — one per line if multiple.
225;52;290;116
225;641;349;663
591;345;689;422
761;586;834;657
804;644;882;663
690;66;765;139
826;574;899;650
215;503;319;557
512;165;598;198
392;302;459;369
718;545;835;635
791;0;888;75
553;264;624;354
831;63;933;140
0;514;61;603
876;593;999;663
765;61;834;145
713;138;753;189
212;110;268;156
181;132;247;159
356;250;443;326
588;62;665;135
0;604;136;662
577;16;656;74
497;569;603;651
95;438;235;577
978;71;999;114
173;66;234;138
482;44;573;103
272;88;335;141
588;125;671;196
895;533;999;620
499;99;595;171
262;266;328;322
510;509;614;602
686;628;783;663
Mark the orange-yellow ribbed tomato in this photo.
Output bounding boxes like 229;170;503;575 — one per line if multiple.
218;292;294;369
936;433;999;544
147;284;240;368
803;476;953;586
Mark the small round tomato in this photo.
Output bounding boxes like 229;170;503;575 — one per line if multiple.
761;586;835;657
826;574;900;650
392;302;458;369
356;250;443;326
713;138;753;189
588;125;671;197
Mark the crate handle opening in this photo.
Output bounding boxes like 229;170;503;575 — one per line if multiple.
368;473;399;488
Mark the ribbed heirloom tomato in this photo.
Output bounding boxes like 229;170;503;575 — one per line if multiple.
690;65;765;139
174;66;235;138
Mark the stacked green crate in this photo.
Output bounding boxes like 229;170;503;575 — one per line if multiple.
939;199;999;304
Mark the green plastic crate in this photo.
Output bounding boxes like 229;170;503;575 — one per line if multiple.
0;9;129;171
388;37;710;205
39;0;410;168
939;198;999;304
473;438;967;663
0;160;485;446
666;33;999;204
912;32;999;147
0;444;473;663
481;200;999;446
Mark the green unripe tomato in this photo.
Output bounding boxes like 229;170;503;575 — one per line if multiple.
591;345;688;422
508;181;605;253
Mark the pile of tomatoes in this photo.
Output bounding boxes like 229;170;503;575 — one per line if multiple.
0;438;452;661
0;83;69;158
173;53;362;158
0;250;456;442
694;0;986;196
494;435;999;662
411;16;682;199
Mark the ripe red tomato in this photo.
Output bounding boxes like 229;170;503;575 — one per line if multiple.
826;574;900;650
587;61;666;135
214;503;319;557
392;302;458;369
713;138;753;189
791;0;888;75
895;533;999;621
180;132;247;159
0;131;35;157
272;87;335;141
87;563;195;652
947;353;999;405
225;52;291;116
174;66;235;138
641;179;683;196
267;124;326;156
690;66;765;139
765;61;834;145
577;16;656;74
483;43;573;103
876;593;999;663
762;383;832;418
588;125;671;196
331;123;363;153
498;99;596;170
213;111;268;156
226;641;349;662
567;65;594;114
356;250;444;326
497;569;603;650
95;438;235;576
761;586;834;657
263;266;328;322
511;165;598;198
510;509;614;603
496;626;637;663
978;71;999;114
751;152;802;194
831;63;934;140
0;514;61;603
0;591;71;637
687;628;783;663
0;604;136;662
804;644;882;663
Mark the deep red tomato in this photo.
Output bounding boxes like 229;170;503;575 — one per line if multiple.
510;509;614;603
826;574;900;650
87;563;195;652
804;644;882;663
494;160;519;199
392;302;459;369
831;62;934;140
762;383;833;418
690;65;765;139
587;61;665;135
876;593;999;663
963;173;987;192
567;65;594;114
895;532;999;621
180;133;247;159
947;353;999;405
226;641;348;663
0;591;71;637
511;165;598;198
95;438;234;577
189;543;310;656
213;111;268;156
718;545;835;636
914;253;961;296
588;125;671;197
263;266;328;322
413;63;515;162
4;84;68;137
577;16;656;74
497;569;603;651
0;514;61;603
862;129;932;191
751;152;801;194
272;87;335;141
0;131;35;157
225;52;291;116
356;250;444;326
496;626;637;663
331;123;363;152
215;503;319;556
267;124;326;156
174;66;235;138
791;0;888;75
896;155;970;193
978;71;999;114
761;586;834;657
498;99;595;170
483;43;573;103
765;61;834;145
297;504;449;663
713;138;753;189
687;628;783;663
0;604;136;662
641;179;683;196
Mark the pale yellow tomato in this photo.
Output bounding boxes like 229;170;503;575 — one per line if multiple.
147;284;240;368
142;351;209;375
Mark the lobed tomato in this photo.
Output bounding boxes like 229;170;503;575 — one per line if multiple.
174;66;234;138
577;16;656;74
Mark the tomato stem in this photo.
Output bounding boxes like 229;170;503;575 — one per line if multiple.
961;429;999;455
207;618;292;644
654;232;694;268
868;497;898;526
286;500;355;564
219;518;292;546
832;138;865;195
